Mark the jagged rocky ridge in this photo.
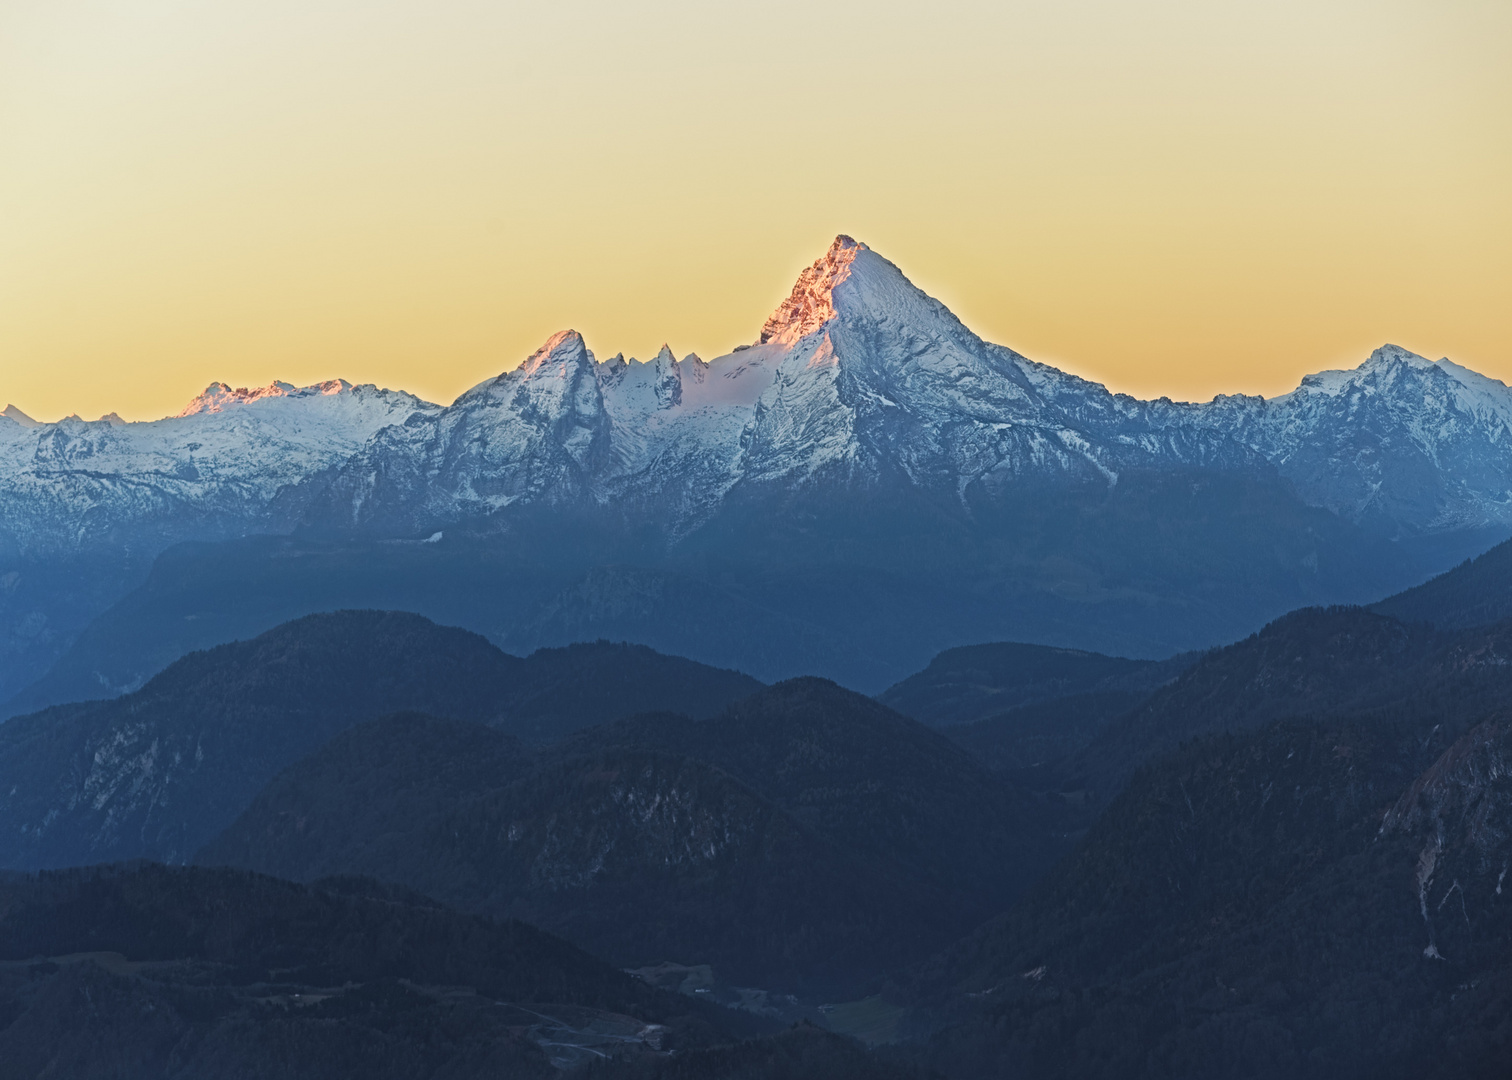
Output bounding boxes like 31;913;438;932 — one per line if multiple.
7;236;1512;700
0;379;435;556
6;236;1510;554
304;238;1512;540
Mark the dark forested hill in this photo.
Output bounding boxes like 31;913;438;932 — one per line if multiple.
877;642;1191;728
0;863;762;1078
195;713;537;879
492;639;763;743
1062;606;1512;800
0;611;760;869
202;724;940;996
562;678;1065;916
1372;532;1512;630
202;685;1064;997
896;715;1512;1080
940;691;1147;775
586;1023;931;1080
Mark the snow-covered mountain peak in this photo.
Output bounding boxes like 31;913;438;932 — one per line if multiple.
1290;344;1443;398
515;329;590;380
2;405;40;428
1282;344;1512;421
1368;343;1435;368
178;378;355;417
759;235;867;346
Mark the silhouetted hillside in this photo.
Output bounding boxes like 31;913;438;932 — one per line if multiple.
0;863;759;1078
496;640;763;743
878;642;1191;728
1373;533;1512;629
0;611;761;869
897;715;1512;1080
1063;606;1512;799
941;690;1146;775
197;713;536;878
588;1022;932;1080
565;678;1064;915
204;708;975;996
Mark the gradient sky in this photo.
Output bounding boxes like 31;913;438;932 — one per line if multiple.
2;0;1508;422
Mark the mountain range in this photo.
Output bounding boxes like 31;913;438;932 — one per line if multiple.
6;237;1512;705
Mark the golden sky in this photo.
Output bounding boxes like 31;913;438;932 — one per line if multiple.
2;0;1508;421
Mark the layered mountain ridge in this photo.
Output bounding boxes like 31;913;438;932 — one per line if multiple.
6;236;1509;551
6;235;1512;699
304;237;1512;541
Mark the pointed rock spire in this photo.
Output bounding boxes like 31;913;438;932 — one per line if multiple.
759;235;868;346
517;329;590;379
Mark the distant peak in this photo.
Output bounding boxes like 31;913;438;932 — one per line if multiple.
517;330;589;378
653;344;677;365
177;378;351;417
1365;343;1433;368
2;404;40;428
759;235;869;346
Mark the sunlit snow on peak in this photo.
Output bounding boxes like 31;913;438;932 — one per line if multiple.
759;235;867;347
177;379;354;417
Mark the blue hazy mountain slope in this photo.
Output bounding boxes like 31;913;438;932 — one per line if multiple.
200;680;1064;996
6;237;1512;704
0;610;762;869
877;640;1195;727
1371;531;1512;630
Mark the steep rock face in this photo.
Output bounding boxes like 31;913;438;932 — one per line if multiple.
304;238;1271;531
1380;720;1512;961
311;332;608;531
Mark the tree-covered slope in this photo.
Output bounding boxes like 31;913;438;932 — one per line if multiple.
0;610;760;869
878;642;1189;728
0;863;760;1078
202;691;1052;997
1063;606;1512;800
898;716;1512;1080
563;678;1065;917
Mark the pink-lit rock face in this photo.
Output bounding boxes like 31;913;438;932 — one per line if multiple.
177;379;352;417
758;235;866;347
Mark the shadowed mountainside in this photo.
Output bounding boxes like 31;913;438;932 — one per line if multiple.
201;680;1066;997
877;642;1192;728
0;863;767;1078
0;610;760;869
1060;606;1512;801
895;714;1512;1080
1373;531;1512;630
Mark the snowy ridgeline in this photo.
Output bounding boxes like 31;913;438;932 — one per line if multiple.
6;235;1512;553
